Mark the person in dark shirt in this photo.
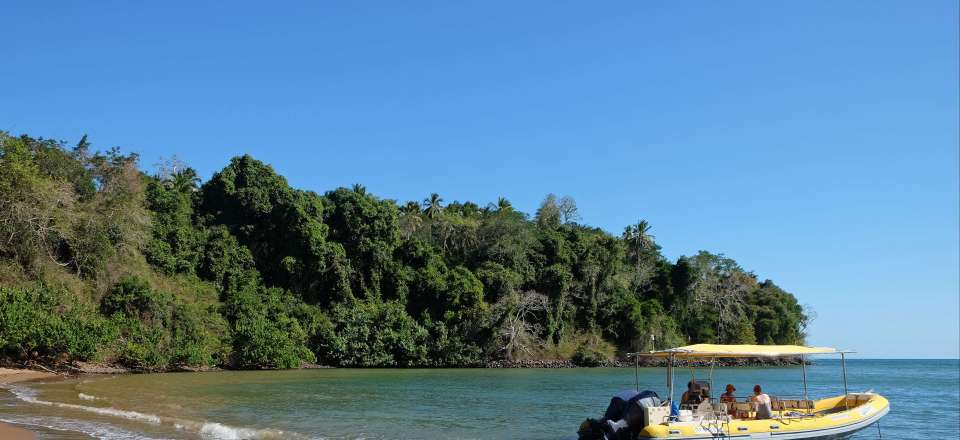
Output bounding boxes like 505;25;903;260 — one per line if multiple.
681;381;703;406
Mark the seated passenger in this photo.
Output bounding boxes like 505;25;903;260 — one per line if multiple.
749;385;772;419
720;384;737;415
681;381;702;406
720;384;737;403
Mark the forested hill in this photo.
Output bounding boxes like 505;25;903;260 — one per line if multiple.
0;133;808;370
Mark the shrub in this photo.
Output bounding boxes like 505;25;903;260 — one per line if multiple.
102;276;231;369
571;344;608;367
225;285;317;369
0;285;117;361
102;276;171;324
232;315;314;369
325;300;429;367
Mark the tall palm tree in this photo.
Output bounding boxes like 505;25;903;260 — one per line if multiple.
497;196;513;212
623;219;656;267
422;193;444;218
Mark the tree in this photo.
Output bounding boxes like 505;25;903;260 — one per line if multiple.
172;169;200;193
198;155;341;303
0;130;812;370
688;252;756;343
422;193;444;219
535;194;560;229
623;220;657;264
491;291;548;361
558;195;580;224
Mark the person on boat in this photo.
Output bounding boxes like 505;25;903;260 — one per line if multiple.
720;384;737;403
720;384;738;416
749;384;773;419
681;381;703;406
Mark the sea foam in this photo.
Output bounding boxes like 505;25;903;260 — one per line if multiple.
4;384;302;439
0;414;163;440
200;422;267;439
8;385;161;424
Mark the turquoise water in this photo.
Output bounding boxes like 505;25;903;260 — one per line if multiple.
0;359;956;439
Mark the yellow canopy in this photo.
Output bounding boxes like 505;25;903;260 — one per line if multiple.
643;344;838;358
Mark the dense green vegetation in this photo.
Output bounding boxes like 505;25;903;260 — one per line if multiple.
0;132;808;369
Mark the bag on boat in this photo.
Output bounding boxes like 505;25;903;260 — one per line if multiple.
580;390;662;440
603;390;640;420
624;391;661;430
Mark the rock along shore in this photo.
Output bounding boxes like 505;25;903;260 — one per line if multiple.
485;356;806;368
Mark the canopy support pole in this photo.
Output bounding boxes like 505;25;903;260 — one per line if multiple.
801;355;808;402
841;352;849;409
708;357;715;388
667;353;675;402
635;353;639;391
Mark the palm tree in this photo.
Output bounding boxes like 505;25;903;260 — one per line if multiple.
422;193;444;218
402;201;421;215
623;219;656;266
170;168;200;193
497;196;513;212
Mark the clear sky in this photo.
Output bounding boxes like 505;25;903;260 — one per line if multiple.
3;1;957;358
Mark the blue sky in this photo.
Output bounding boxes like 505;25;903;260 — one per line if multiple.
3;1;957;357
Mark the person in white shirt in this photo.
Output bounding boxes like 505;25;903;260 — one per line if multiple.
749;385;773;419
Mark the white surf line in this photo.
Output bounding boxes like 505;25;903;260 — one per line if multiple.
4;383;307;440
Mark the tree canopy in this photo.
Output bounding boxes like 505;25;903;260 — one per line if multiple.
0;132;810;369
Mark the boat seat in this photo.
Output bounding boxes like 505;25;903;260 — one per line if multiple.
774;399;814;410
846;394;872;407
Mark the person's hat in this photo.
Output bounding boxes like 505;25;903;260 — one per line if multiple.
725;384;736;392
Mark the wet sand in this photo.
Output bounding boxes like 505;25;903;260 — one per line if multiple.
0;368;60;440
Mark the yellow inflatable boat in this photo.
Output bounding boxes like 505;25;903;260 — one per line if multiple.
638;392;889;439
580;344;890;440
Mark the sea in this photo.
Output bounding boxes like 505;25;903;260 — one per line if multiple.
0;359;956;439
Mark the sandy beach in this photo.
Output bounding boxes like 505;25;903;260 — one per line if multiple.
0;368;59;440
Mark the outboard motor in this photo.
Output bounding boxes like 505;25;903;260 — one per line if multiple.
577;418;613;440
578;390;661;440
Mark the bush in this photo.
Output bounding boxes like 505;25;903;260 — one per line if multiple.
325;299;429;367
232;315;314;369
571;344;608;367
225;285;317;369
102;276;171;324
170;302;231;367
0;285;117;361
102;276;231;369
114;316;171;369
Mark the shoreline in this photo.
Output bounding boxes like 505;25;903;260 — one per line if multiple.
1;356;807;377
0;368;61;440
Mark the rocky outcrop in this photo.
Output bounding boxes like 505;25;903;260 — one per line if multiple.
486;356;807;368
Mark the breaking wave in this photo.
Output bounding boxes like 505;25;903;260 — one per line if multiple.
0;414;163;440
4;384;306;439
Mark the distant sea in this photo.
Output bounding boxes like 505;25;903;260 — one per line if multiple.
0;359;956;439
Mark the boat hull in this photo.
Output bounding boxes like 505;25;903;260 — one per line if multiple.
638;394;889;440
